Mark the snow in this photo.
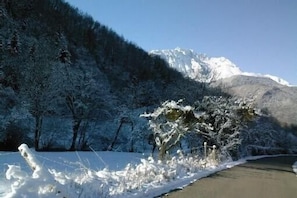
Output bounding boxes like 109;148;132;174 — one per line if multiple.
150;48;291;86
293;161;297;175
0;145;295;198
263;74;290;86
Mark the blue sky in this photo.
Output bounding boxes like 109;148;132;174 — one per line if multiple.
65;0;297;85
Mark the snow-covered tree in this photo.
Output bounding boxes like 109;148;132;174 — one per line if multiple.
141;96;258;160
64;69;105;150
240;116;297;156
52;54;112;150
193;96;258;159
141;100;201;160
21;40;61;150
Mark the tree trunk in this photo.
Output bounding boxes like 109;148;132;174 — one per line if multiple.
34;115;43;151
78;121;88;150
159;143;166;161
109;117;134;151
70;118;81;151
109;122;123;151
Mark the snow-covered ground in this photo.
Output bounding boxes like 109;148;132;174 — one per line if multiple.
0;145;296;198
293;161;297;175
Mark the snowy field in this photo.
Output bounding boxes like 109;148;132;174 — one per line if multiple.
0;144;296;198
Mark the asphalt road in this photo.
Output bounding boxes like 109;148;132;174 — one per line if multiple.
160;156;297;198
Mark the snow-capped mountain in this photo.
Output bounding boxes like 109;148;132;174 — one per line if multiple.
150;47;290;86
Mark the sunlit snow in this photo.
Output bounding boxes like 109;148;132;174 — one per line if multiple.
150;48;291;86
1;144;293;197
293;161;297;175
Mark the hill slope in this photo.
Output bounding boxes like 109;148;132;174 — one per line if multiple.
211;75;297;126
151;48;296;126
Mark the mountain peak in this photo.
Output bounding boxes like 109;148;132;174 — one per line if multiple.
150;48;290;86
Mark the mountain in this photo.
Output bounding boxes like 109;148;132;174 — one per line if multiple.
151;48;297;126
150;47;290;86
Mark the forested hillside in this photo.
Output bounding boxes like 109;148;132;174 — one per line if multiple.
0;0;220;151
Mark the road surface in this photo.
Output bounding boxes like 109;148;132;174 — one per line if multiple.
160;156;297;198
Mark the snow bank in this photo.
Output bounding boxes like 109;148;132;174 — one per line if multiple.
2;145;287;197
293;161;297;175
1;144;225;198
3;144;69;198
